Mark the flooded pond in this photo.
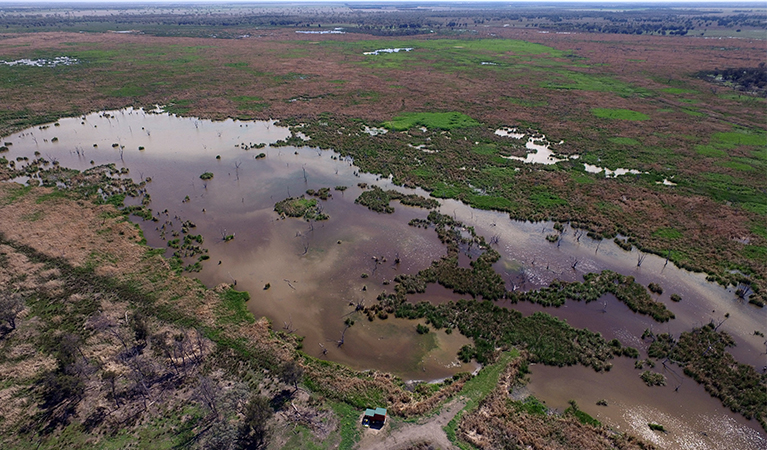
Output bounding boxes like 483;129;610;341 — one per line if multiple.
3;108;765;444
523;359;766;450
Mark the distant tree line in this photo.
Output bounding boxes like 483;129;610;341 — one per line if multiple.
698;63;767;97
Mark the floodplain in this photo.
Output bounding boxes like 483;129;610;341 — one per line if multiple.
0;3;766;449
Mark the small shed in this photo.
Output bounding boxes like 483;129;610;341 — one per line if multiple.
362;407;387;427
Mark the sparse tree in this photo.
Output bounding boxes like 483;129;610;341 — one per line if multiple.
278;360;304;394
238;395;273;450
0;292;24;332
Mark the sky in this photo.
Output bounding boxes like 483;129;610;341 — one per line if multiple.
2;0;761;4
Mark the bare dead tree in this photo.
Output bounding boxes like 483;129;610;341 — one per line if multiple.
283;315;297;333
571;259;579;271
637;251;647;267
664;249;671;268
736;282;752;300
183;328;206;367
489;234;500;246
334;325;350;348
234;161;242;181
194;375;222;419
101;370;121;407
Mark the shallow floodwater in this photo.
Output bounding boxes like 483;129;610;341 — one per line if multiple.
3;109;765;442
524;360;766;450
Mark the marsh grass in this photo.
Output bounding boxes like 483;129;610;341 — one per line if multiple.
592;108;650;121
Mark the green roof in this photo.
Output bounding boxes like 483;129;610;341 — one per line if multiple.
364;407;387;417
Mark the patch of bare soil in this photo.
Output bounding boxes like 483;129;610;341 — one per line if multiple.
357;398;466;450
0;185;145;274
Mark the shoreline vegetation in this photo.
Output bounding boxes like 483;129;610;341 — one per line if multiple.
0;156;762;450
0;177;661;449
288;115;765;309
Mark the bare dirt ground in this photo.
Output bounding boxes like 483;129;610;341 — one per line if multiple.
357;398;465;450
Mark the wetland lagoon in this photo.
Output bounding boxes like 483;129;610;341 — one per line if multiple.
3;109;766;449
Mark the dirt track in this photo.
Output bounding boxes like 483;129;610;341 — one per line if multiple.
356;399;466;450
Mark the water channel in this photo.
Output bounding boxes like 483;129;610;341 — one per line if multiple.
3;109;765;449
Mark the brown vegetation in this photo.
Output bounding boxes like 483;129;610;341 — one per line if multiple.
458;354;654;450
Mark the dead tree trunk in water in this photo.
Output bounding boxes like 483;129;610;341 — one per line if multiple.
336;325;350;348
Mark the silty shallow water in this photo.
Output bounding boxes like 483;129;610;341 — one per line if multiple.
3;109;764;445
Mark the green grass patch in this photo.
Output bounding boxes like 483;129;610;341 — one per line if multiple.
743;245;767;263
571;172;595;184
529;190;567;208
720;161;754;172
0;184;32;205
661;88;694;94
681;108;705;117
510;396;548;416
35;189;70;203
543;71;650;97
565;402;601;427
163;99;192;115
712;131;767;149
592;108;649;121
445;350;520;448
430;182;466;199
217;288;255;325
652;228;683;240
609;137;640;146
472;144;497;155
467;194;515;211
696;145;727;158
330;38;569;73
412;166;435;179
743;203;767;215
383;112;480;131
231;95;268;111
751;224;767;239
110;85;145;98
332;402;362;450
718;92;766;104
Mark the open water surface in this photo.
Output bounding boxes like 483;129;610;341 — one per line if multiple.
3;109;765;448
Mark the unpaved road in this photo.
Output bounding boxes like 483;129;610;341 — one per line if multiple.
355;399;466;450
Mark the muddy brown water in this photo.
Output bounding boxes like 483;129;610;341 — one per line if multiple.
3;109;765;446
523;360;766;450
